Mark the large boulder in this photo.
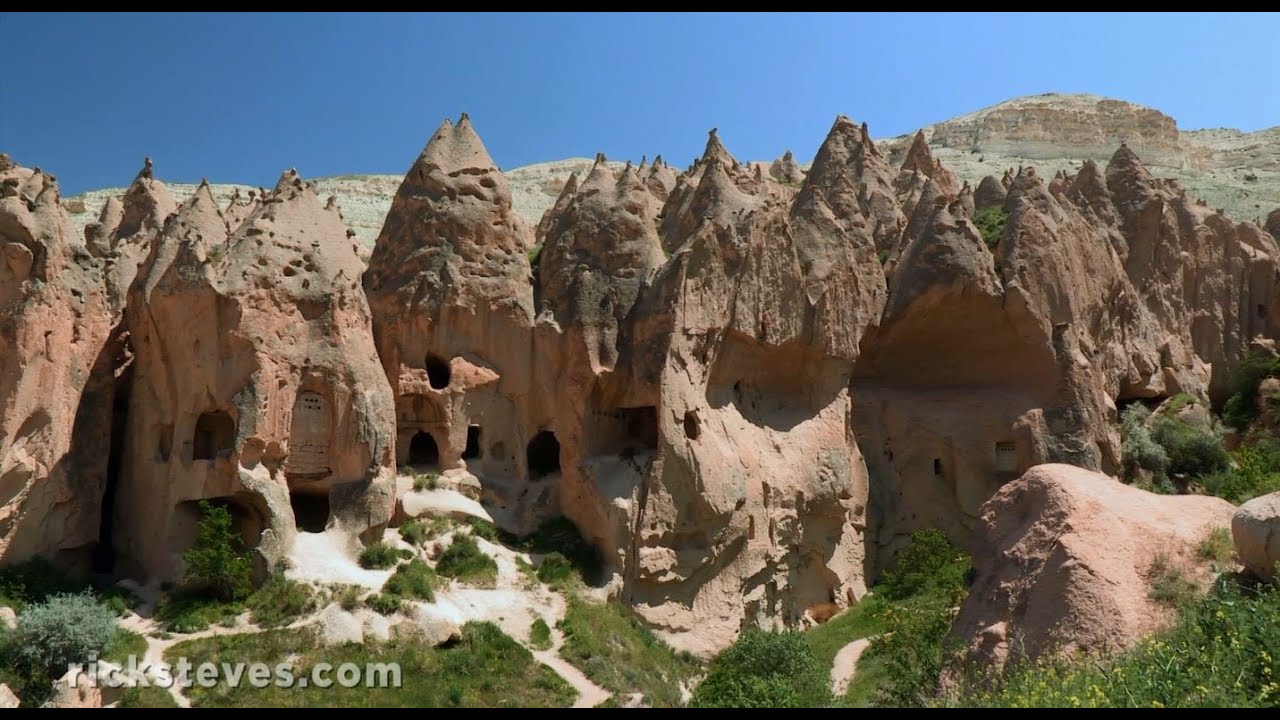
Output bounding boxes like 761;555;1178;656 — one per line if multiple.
952;464;1234;667
1233;492;1280;581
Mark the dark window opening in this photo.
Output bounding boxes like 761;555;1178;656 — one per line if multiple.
621;406;659;450
933;458;943;476
684;410;701;440
409;431;439;467
426;354;451;390
1259;304;1268;319
463;426;482;460
193;411;235;461
527;430;561;480
291;492;331;533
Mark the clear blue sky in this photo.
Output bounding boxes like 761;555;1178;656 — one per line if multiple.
3;12;1278;195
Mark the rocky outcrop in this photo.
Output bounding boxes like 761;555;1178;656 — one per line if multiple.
0;157;114;568
114;171;395;582
952;464;1234;667
1232;492;1280;581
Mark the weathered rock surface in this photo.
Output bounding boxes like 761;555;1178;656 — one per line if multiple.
113;170;396;581
1232;491;1280;581
952;464;1234;667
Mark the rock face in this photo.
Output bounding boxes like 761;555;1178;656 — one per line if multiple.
0;157;114;567
1232;492;1280;581
113;171;396;581
952;464;1234;667
6;105;1280;657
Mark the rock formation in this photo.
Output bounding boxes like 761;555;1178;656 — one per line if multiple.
113;171;396;580
0;156;114;568
952;464;1234;667
1232;491;1280;582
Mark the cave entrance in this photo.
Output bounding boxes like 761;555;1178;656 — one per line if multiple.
290;491;331;533
171;496;265;555
193;411;235;461
92;361;134;574
527;430;561;480
409;431;440;468
463;425;482;460
426;354;451;390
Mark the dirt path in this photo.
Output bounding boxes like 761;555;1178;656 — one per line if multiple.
830;637;873;697
532;629;611;708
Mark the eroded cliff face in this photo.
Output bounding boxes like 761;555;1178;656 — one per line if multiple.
114;171;396;581
0;156;114;567
4;108;1280;658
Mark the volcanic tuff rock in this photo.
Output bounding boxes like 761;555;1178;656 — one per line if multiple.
1232;492;1280;582
5;99;1280;657
113;169;396;580
952;464;1234;667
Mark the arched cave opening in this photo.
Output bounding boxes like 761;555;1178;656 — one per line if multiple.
684;410;701;440
463;425;482;460
290;491;331;533
426;354;452;390
527;430;561;480
409;431;440;468
193;411;235;461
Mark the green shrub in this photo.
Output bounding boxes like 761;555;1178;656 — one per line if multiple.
536;552;575;585
865;597;962;707
956;579;1280;707
182;500;253;602
467;517;498;541
529;618;552;651
0;556;84;611
498;517;601;585
1147;553;1199;608
1120;404;1169;480
399;519;428;546
247;576;316;627
878;528;969;602
383;559;439;602
119;684;180;708
334;584;363;611
1150;416;1229;480
690;629;831;708
1222;353;1280;429
366;593;402;615
1164;392;1197;415
1198;443;1280;503
972;206;1007;249
413;471;440;492
155;592;244;633
12;591;117;675
1196;527;1235;564
527;243;544;267
435;534;497;585
358;542;400;570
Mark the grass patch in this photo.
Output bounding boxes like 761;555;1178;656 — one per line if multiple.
155;592;244;633
366;593;403;616
384;559;440;602
691;629;831;708
1147;553;1199;608
247;576;317;628
527;243;543;267
529;617;552;651
467;517;498;541
435;534;497;586
535;552;575;586
499;517;601;586
803;593;888;669
119;684;180;708
333;584;364;611
102;628;148;665
558;594;701;708
168;622;574;707
1196;527;1234;564
954;578;1280;707
358;542;400;570
413;471;440;492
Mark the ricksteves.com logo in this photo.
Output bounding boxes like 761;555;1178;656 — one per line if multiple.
72;654;403;690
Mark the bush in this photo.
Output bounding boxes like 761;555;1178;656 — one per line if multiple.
529;618;552;651
1150;416;1229;481
247;576;316;627
383;559;439;602
972;206;1007;249
365;593;402;615
182;501;253;602
1120;404;1169;480
399;519;428;546
498;517;601;585
0;556;84;611
12;591;117;675
358;542;400;570
436;534;497;585
1198;443;1280;503
867;597;963;707
334;584;363;611
536;552;575;585
1222;353;1280;429
878;528;969;602
1195;527;1234;564
467;517;497;541
1147;553;1199;608
413;471;440;492
690;629;831;708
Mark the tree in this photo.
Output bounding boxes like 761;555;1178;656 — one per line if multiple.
182;500;252;601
